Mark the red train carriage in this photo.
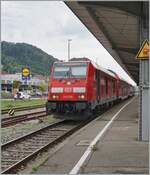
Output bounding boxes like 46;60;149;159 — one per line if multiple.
46;58;133;120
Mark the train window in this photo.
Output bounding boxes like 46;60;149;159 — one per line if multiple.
111;81;113;96
95;70;100;81
102;78;105;97
111;81;114;95
94;71;96;80
71;66;87;78
53;64;87;79
105;79;108;96
53;66;70;78
113;81;115;93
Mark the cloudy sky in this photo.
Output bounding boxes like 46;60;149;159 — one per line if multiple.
2;1;136;85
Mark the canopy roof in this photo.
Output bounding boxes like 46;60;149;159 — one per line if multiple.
65;1;148;84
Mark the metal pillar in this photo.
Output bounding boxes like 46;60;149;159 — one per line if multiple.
68;39;72;61
139;2;149;141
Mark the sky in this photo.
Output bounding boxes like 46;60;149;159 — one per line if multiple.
1;1;136;86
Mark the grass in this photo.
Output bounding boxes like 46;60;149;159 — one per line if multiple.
32;166;38;172
1;98;47;110
91;144;99;151
31;155;50;173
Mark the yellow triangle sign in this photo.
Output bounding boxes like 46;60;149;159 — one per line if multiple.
136;39;149;59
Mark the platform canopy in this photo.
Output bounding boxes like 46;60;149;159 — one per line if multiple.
65;1;147;84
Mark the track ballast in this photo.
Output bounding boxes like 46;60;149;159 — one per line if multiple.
1;119;91;174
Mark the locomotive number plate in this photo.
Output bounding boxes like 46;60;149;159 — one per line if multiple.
64;87;72;92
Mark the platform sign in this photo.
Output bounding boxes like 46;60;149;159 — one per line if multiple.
22;67;30;80
136;39;149;59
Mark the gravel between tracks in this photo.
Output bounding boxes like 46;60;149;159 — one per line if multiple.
1;120;81;173
1;115;59;144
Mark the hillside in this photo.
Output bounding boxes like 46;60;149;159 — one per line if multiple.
1;41;58;76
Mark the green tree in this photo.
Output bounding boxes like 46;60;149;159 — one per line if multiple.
37;83;46;94
12;80;21;96
12;80;21;89
27;82;32;91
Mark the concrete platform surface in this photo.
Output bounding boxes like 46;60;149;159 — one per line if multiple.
36;97;149;174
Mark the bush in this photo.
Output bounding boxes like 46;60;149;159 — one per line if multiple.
1;91;13;99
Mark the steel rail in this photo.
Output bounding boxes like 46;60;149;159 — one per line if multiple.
1;119;91;174
2;110;47;127
2;104;45;114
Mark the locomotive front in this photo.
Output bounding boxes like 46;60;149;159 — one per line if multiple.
46;61;90;116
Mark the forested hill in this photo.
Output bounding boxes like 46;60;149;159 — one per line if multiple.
1;41;58;76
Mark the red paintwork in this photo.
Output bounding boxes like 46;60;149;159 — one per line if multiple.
48;60;132;103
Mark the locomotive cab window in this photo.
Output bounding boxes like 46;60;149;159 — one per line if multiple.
53;63;87;79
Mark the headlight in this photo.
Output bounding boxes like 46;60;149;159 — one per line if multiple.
52;95;59;99
81;95;85;99
51;87;63;93
78;95;85;99
73;87;86;93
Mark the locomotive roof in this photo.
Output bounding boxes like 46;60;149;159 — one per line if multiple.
91;61;117;79
93;62;130;84
54;60;90;63
54;60;90;65
91;61;132;84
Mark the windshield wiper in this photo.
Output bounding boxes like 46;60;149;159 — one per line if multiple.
64;70;70;78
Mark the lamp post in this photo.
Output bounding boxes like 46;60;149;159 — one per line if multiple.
68;39;72;61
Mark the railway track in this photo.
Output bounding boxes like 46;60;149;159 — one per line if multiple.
2;104;45;114
1;120;91;174
2;110;47;127
1;100;118;173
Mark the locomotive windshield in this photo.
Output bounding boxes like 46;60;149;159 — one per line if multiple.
53;63;87;79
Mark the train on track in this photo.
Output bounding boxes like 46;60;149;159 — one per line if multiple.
46;58;134;120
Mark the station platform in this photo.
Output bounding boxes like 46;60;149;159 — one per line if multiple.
36;96;148;174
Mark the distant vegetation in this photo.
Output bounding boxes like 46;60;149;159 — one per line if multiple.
1;41;58;76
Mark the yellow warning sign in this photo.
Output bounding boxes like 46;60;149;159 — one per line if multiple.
136;39;149;59
22;68;30;77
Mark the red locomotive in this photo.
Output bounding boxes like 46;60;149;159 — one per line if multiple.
46;58;134;120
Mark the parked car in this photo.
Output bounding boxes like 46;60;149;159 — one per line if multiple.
36;92;43;96
14;92;31;100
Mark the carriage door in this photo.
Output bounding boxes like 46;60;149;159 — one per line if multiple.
95;70;100;102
